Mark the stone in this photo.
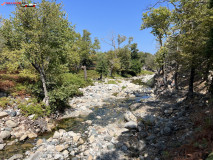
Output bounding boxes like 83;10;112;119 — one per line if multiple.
9;111;17;117
0;138;3;143
47;123;55;132
129;103;141;111
20;134;28;141
87;154;93;160
0;112;8;119
96;116;101;119
146;135;155;141
54;154;62;159
0;143;6;150
6;120;18;128
88;135;95;143
124;121;137;130
26;151;41;160
63;150;69;157
36;139;43;146
28;132;37;138
8;154;23;160
73;135;81;143
104;136;112;142
107;144;114;150
53;131;60;139
124;111;137;122
55;145;64;152
163;127;172;136
85;120;92;124
0;131;11;140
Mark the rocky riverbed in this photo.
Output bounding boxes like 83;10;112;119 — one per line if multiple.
0;74;196;160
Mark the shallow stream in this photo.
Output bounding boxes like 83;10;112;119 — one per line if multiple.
1;89;151;159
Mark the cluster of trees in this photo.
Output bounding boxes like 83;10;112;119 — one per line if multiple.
0;0;155;111
96;35;156;79
141;0;213;97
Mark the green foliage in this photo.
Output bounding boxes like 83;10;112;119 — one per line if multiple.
107;80;117;84
206;152;213;160
18;98;51;119
141;7;171;46
140;70;154;75
122;86;126;90
112;92;119;96
130;60;142;75
0;97;14;108
96;53;108;78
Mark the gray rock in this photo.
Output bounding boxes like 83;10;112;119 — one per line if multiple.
0;131;11;140
5;127;12;132
124;121;137;130
146;135;155;141
163;127;172;136
26;151;41;160
9;110;17;117
0;138;3;143
124;111;137;122
104;136;112;142
6;120;18;128
0;112;8;119
121;145;128;151
107;144;114;150
129;103;141;110
8;154;23;160
0;143;5;150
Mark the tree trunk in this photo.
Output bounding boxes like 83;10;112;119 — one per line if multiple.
100;73;102;80
83;65;87;81
163;61;167;87
175;63;179;90
209;76;213;96
31;62;49;106
188;65;195;97
40;72;49;106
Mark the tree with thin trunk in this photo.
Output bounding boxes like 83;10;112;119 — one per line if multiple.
141;6;171;86
1;0;71;106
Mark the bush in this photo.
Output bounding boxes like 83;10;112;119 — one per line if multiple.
0;97;14;108
18;98;51;119
107;80;117;84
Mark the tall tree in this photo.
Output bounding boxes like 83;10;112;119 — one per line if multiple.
141;6;171;86
1;0;72;106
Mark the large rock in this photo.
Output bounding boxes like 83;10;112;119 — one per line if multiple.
6;120;18;128
0;143;6;150
129;103;141;111
124;111;137;122
124;121;137;130
8;154;23;160
26;151;41;160
28;132;37;139
0;131;11;140
0;112;8;119
53;131;60;139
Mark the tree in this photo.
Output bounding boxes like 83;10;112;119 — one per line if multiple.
96;53;108;80
1;0;72;106
141;6;171;86
130;43;139;59
80;30;93;80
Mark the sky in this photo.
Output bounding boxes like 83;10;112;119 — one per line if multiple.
0;0;169;54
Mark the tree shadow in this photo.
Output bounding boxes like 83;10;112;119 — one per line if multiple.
95;91;192;160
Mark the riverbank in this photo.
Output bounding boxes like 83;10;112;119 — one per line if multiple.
0;74;154;159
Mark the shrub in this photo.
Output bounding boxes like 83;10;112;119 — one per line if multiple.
107;80;117;84
18;98;51;119
0;97;14;108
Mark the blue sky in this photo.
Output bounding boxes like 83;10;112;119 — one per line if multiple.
0;0;168;54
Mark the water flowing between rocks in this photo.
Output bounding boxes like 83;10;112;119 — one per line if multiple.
1;87;151;159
